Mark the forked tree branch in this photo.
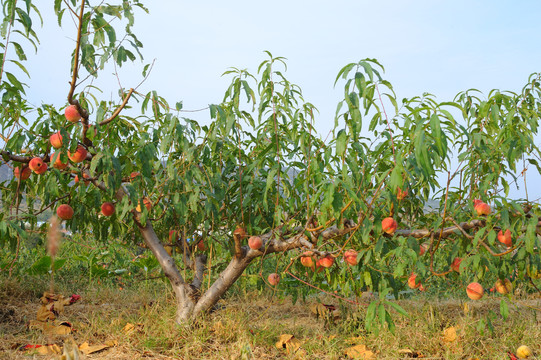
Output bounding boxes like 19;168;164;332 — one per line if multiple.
99;88;135;126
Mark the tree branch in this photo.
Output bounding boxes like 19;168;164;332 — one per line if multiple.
98;88;134;126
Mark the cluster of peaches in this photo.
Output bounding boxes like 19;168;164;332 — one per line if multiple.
11;105;133;221
408;199;516;299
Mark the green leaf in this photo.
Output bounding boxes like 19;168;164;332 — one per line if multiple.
499;299;509;320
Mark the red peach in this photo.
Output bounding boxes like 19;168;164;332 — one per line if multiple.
451;257;462;273
68;145;88;163
300;252;314;268
14;166;31;180
29;157;46;174
57;204;74;220
248;235;263;250
197;241;207;251
319;255;334;268
382;217;398;234
65;105;81;123
52;151;69;170
474;202;491;216
268;273;280;286
50;132;64;149
408;273;420;289
101;202;115;216
344;249;358;266
497;229;512;247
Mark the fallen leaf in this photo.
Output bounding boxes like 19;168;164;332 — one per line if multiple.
122;322;144;334
79;340;116;355
276;334;302;354
398;348;425;358
442;326;458;342
344;344;376;359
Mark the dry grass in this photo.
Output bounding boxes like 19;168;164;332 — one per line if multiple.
1;278;540;360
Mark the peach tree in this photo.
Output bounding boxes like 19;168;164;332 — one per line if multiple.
1;0;540;327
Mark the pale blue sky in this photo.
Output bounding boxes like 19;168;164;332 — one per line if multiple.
22;1;541;200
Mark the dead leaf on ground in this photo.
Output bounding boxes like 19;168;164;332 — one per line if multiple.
79;340;117;355
276;334;302;354
344;344;376;359
442;326;458;343
122;322;144;334
398;348;425;358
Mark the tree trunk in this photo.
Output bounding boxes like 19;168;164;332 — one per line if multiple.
137;218;358;323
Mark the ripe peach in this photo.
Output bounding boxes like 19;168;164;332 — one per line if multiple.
382;217;398;234
29;157;46;174
197;240;207;251
451;257;462;273
50;131;64;149
466;282;484;300
101;202;115;216
408;273;420;289
419;243;428;256
52;151;68;170
56;204;74;220
344;249;358;266
65;105;81;123
130;171;141;180
300;252;314;268
319;255;334;268
68;145;88;163
136;197;152;212
497;229;512;247
75;172;91;185
494;278;513;295
268;273;280;286
473;199;483;207
474;202;491;216
14;166;31;180
397;187;408;200
248;235;263;250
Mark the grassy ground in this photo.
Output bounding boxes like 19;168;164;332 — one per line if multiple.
0;276;540;360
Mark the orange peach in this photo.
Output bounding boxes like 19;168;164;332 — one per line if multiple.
494;278;513;295
408;273;420;289
466;282;484;300
50;131;64;149
68;145;88;163
382;217;398;234
497;229;512;247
